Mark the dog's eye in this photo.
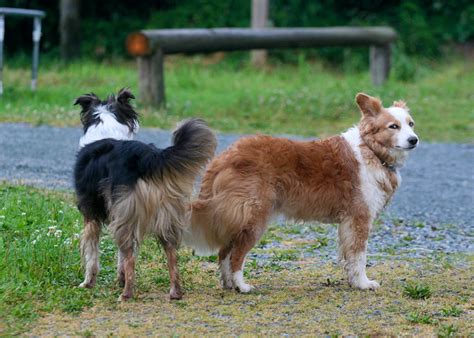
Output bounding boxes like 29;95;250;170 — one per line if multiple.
389;124;399;129
409;121;415;127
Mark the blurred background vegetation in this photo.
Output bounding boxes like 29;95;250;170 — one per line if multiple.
0;0;472;141
3;0;473;66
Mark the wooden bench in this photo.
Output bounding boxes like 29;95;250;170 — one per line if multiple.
126;27;397;105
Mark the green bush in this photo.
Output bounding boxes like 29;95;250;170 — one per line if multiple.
2;0;473;63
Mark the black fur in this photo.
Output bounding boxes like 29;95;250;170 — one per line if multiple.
75;88;138;133
74;118;216;223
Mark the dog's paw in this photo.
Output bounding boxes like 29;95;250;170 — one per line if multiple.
169;287;183;300
235;283;254;293
118;293;132;302
222;279;234;290
352;279;380;290
78;281;94;288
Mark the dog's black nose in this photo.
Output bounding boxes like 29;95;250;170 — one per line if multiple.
408;136;418;145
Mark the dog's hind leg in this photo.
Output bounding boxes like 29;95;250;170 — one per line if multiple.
339;215;380;290
117;250;125;287
118;243;137;301
79;218;101;288
218;244;234;289
159;238;183;300
230;229;260;293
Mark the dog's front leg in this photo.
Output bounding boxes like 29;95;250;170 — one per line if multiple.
338;217;380;290
79;218;101;288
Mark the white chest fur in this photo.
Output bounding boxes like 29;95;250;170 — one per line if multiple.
342;127;396;219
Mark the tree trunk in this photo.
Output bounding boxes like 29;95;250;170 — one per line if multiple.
60;0;81;61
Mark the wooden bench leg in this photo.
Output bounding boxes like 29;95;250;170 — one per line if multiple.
138;48;165;106
370;44;391;86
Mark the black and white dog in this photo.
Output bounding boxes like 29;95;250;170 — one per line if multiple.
73;89;216;301
76;88;139;148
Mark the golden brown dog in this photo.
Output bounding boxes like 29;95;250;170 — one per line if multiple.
186;93;418;292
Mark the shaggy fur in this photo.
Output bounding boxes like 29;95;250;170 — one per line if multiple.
76;88;139;148
187;93;418;292
74;95;217;301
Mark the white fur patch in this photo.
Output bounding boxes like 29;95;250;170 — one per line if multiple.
342;127;389;219
79;105;138;148
346;250;380;290
182;226;217;256
387;107;418;150
220;253;234;289
232;270;253;293
79;237;99;288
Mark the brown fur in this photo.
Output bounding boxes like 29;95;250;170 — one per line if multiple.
191;135;372;286
190;93;414;291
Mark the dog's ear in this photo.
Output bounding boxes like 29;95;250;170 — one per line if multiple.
356;93;383;117
74;93;100;111
117;88;135;105
393;100;409;110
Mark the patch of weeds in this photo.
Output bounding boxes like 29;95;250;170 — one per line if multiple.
272;249;298;261
263;261;284;272
257;238;270;248
402;235;415;242
440;305;462;317
392;218;404;227
382;245;398;255
306;237;330;252
437;323;458;338
77;329;94;337
406;311;435;324
280;224;302;235
412;221;425;228
247;259;259;270
322;277;341;287
195;255;218;263
404;282;432;300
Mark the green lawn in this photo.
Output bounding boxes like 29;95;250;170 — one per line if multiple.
0;56;472;142
0;184;472;336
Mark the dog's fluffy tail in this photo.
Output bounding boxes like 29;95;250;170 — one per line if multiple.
162;118;217;179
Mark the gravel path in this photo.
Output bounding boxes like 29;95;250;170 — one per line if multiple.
1;123;473;255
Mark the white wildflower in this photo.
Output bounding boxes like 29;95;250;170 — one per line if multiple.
47;226;57;236
54;230;63;238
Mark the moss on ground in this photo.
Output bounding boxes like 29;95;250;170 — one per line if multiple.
1;184;472;336
28;255;473;336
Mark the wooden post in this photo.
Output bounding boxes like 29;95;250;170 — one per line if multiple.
250;0;269;66
138;48;165;106
60;0;81;61
370;44;391;86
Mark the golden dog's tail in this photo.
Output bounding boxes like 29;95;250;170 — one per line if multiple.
185;168;257;256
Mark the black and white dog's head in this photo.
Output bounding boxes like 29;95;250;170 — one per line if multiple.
75;88;140;148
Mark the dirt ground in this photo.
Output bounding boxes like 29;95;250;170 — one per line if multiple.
27;257;473;336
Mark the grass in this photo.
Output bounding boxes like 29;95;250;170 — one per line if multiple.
406;311;435;325
404;282;432;300
1;184;473;336
0;56;473;142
